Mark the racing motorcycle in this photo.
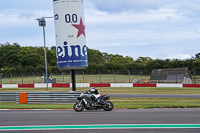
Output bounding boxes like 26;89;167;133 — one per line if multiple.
73;92;114;112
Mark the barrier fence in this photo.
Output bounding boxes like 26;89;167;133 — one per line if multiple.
0;69;200;84
0;92;17;102
0;70;148;84
0;92;81;103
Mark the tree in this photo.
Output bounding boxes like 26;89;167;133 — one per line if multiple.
0;42;198;75
1;43;21;67
87;48;105;65
18;47;44;67
194;53;200;59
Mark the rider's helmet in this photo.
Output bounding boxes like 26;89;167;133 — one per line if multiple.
90;87;96;93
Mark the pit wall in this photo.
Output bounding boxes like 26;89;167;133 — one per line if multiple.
0;83;200;88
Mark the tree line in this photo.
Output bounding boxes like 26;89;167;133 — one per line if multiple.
0;42;200;75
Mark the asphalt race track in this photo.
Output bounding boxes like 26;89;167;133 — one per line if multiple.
0;108;200;133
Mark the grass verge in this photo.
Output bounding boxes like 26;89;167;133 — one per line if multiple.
1;98;200;109
111;98;200;109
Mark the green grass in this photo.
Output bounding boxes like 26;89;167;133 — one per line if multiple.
0;102;73;109
111;98;200;109
1;98;200;109
1;87;200;94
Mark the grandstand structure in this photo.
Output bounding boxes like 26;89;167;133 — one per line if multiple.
149;68;192;84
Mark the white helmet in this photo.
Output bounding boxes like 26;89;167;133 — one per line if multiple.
90;87;96;93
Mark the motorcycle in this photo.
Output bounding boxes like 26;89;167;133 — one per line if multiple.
73;92;114;112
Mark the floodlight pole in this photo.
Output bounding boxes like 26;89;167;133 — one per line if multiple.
43;25;48;91
36;17;53;92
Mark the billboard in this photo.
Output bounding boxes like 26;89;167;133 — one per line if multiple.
53;0;88;70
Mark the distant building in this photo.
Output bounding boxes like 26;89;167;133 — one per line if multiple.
150;68;192;84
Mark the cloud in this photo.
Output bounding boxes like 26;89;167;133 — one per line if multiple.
88;0;161;13
0;10;53;29
84;0;200;60
165;54;192;60
1;0;200;60
88;0;200;18
85;8;180;25
1;0;53;10
0;8;55;47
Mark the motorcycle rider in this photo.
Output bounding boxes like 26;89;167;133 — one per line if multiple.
88;87;101;105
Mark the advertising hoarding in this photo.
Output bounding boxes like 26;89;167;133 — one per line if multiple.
53;0;88;70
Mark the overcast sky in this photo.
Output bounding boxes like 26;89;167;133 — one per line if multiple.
1;0;200;60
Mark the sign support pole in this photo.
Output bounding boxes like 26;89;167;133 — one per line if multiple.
71;70;76;91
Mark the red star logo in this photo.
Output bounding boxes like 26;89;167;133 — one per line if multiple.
72;17;86;38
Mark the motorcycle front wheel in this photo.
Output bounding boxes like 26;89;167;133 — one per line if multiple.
73;102;85;112
102;101;114;111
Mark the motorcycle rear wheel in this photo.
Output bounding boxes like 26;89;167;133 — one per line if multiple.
73;102;84;112
102;101;114;111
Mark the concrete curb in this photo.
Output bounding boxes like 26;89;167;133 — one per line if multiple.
0;83;199;88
